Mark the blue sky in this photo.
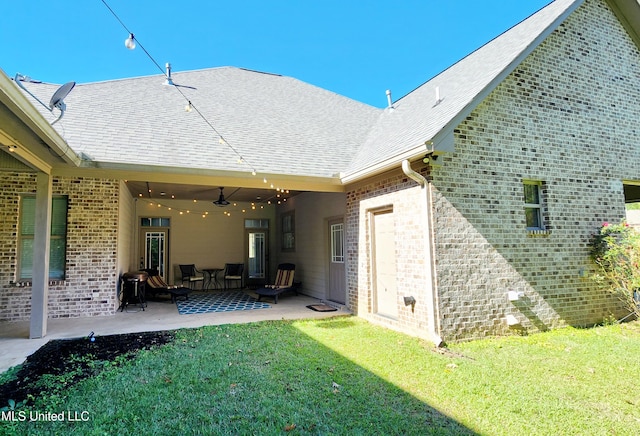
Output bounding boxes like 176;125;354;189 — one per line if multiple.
2;0;550;108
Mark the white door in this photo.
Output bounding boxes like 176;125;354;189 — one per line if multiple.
247;230;268;284
328;218;346;304
141;230;168;278
372;209;398;319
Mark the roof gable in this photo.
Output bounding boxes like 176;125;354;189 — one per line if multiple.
342;0;583;182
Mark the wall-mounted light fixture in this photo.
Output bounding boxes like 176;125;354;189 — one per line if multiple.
422;152;438;164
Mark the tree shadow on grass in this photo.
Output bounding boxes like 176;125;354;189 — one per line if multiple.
1;321;478;435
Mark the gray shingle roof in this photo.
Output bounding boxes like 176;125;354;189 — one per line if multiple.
17;0;584;184
342;0;582;179
20;67;381;179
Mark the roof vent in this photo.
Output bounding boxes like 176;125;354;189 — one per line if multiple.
435;86;443;106
164;62;174;86
386;89;394;109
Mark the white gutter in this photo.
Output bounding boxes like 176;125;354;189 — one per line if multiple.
401;159;443;347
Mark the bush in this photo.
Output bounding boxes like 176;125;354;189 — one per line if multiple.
589;221;640;321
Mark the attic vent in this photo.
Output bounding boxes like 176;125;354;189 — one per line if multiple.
435;86;443;106
164;62;174;86
386;89;394;109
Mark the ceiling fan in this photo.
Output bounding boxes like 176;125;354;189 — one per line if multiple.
213;187;230;207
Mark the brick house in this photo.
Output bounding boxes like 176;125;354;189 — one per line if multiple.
1;0;639;343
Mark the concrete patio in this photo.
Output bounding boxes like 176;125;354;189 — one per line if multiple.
0;292;348;374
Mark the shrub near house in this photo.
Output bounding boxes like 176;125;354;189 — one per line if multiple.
589;221;640;321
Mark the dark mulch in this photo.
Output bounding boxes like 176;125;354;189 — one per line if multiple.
0;330;175;407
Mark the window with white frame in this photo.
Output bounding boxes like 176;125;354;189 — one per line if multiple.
523;181;544;230
18;195;68;280
331;223;344;263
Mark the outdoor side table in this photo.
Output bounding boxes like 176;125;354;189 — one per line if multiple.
203;268;223;290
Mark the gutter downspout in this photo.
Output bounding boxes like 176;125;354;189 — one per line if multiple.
402;159;443;347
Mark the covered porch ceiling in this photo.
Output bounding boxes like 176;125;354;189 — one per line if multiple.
125;180;302;204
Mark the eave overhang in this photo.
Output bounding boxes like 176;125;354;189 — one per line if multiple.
0;70;81;172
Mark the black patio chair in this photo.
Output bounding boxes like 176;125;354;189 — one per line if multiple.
223;263;245;290
178;264;204;290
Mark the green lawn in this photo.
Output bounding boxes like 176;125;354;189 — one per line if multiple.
2;317;639;435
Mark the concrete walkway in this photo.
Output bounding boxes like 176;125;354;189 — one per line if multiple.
0;292;348;374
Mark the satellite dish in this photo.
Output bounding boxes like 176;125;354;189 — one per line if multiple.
13;74;75;126
49;81;75;125
49;81;75;110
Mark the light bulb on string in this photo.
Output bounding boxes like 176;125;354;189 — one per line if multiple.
103;1;269;186
125;33;136;50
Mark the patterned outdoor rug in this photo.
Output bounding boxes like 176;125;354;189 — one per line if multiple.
176;291;271;315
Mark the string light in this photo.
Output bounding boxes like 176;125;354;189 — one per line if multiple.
100;0;262;179
124;33;136;49
135;197;283;218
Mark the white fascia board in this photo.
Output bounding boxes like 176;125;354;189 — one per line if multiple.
55;162;345;192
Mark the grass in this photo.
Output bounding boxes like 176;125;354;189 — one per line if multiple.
2;317;640;435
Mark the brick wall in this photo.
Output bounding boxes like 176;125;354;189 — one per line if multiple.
346;169;435;340
346;0;638;342
0;173;120;321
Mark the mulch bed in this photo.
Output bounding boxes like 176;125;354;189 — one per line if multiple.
0;330;175;407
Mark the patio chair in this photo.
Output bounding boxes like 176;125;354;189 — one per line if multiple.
223;263;245;290
146;274;192;303
179;264;204;290
255;263;297;304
